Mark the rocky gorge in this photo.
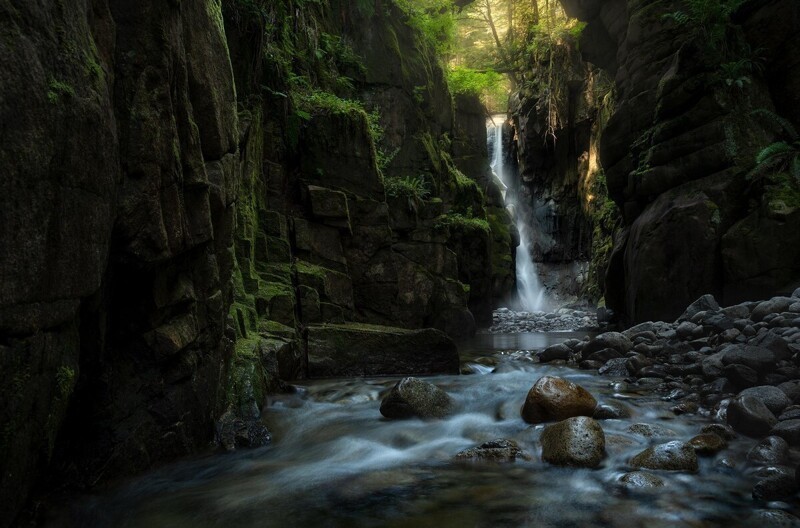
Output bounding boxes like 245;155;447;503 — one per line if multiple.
1;0;799;526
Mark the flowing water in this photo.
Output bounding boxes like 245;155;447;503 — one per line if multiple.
488;116;547;312
52;331;777;527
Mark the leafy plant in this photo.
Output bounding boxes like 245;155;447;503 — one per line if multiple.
47;79;75;104
749;109;800;182
384;175;431;203
435;211;490;233
662;0;745;53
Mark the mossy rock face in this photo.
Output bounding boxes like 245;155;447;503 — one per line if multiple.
306;323;459;378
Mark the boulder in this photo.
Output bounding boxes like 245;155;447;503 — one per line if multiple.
720;344;784;374
307;323;459;377
752;297;795;322
520;376;598;424
753;467;798;501
748;436;790;466
581;332;633;359
538;343;572;362
771;419;800;446
618;471;665;489
677;294;721;323
540;416;606;468
738;386;791;415
626;423;678;439
688;433;727;456
726;395;778;437
379;377;454;419
629;441;698;472
454;439;530;462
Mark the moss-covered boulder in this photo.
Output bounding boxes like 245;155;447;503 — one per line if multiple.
380;377;454;419
306;323;459;377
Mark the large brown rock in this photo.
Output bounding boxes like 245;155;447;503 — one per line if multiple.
521;376;598;424
540;416;606;468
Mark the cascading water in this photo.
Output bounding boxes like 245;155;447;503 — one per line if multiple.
488;116;548;312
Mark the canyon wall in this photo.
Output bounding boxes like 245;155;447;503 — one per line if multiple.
0;0;514;524
562;0;800;323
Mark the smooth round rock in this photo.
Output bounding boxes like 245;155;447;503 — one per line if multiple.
771;419;800;446
688;433;727;456
701;423;737;440
593;402;632;420
618;471;664;489
521;376;597;424
629;441;699;472
739;386;792;415
726;395;778;437
581;332;633;359
748;436;790;466
379;377;453;419
538;343;572;362
626;423;677;439
540;416;606;468
753;467;798;500
454;439;530;462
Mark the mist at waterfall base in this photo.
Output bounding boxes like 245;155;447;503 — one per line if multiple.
488;115;550;313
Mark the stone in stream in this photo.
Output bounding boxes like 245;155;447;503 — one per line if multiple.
629;441;698;472
701;423;737;440
626;423;678;440
746;510;800;527
538;343;572;362
726;395;778;437
752;467;799;501
748;436;790;466
738;386;791;415
770;419;800;446
581;332;633;360
618;471;665;490
540;416;606;468
520;376;597;424
379;377;454;419
593;401;632;420
454;439;531;462
688;433;727;456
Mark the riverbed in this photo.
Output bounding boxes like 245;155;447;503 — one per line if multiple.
52;331;790;527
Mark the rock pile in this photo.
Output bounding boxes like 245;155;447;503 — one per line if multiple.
535;290;800;500
491;307;598;333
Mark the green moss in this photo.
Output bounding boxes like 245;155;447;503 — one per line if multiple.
47;78;75;104
55;366;75;398
435;212;490;234
765;172;800;210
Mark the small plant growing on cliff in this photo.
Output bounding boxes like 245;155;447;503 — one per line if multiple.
47;79;75;104
662;0;745;53
749;109;800;183
385;175;431;204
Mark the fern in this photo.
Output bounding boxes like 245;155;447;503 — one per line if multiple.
748;109;800;183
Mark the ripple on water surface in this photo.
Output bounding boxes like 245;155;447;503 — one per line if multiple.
56;332;793;527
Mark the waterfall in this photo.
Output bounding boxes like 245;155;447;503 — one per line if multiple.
488;116;548;312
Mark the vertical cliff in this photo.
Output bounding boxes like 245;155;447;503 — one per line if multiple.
0;0;514;522
562;0;800;323
508;31;618;304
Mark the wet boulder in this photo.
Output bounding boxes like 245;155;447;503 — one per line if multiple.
626;423;678;440
726;395;778;437
771;419;800;446
738;386;791;416
380;377;454;419
521;376;597;424
629;441;698;472
753;467;798;501
538;343;572;363
540;416;606;468
748;436;790;466
581;332;633;360
618;471;665;490
454;439;531;462
688;433;727;456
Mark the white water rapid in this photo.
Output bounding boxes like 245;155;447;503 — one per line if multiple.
488;115;548;312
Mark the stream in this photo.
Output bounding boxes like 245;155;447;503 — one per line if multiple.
52;331;777;528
